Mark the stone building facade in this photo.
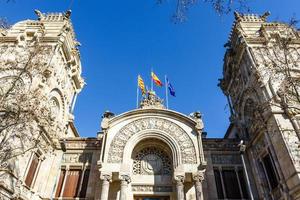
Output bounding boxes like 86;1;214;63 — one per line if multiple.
0;10;300;200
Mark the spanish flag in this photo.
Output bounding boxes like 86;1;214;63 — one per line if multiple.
138;75;146;95
151;72;163;87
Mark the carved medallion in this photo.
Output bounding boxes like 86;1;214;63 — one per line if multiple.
142;154;163;174
133;146;171;175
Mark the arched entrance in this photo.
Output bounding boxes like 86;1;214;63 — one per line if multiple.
98;110;206;200
131;139;173;200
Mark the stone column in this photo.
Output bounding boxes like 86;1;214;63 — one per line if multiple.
119;174;131;200
175;175;185;200
100;174;112;200
193;172;205;200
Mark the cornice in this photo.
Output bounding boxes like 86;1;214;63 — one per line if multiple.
202;138;240;151
60;137;102;150
108;108;198;128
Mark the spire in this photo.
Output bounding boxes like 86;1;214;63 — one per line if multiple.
139;90;165;109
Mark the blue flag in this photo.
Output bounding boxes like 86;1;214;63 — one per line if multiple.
167;78;176;97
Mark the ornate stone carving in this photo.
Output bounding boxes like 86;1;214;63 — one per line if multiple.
174;175;185;200
119;174;131;184
133;146;172;175
193;171;205;200
107;117;197;164
193;171;205;182
62;153;93;163
174;175;185;183
49;97;60;120
139;91;165;109
131;185;173;192
100;173;112;182
64;139;102;149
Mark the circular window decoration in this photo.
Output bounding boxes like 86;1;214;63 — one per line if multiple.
133;147;172;175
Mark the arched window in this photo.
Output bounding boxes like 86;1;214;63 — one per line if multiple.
243;98;256;135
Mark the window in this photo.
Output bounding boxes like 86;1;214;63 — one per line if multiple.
213;168;248;199
55;168;90;198
238;169;249;199
63;169;81;197
55;169;66;197
214;169;224;199
222;170;241;199
261;154;279;190
25;153;41;188
79;169;90;197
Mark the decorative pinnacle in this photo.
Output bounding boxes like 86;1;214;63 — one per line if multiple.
234;11;242;21
260;11;271;21
64;10;72;19
34;9;45;20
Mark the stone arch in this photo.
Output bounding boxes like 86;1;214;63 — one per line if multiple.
122;130;181;167
107;117;197;165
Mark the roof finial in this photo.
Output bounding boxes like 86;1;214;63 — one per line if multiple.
34;9;44;20
64;10;72;19
260;11;271;21
234;11;242;21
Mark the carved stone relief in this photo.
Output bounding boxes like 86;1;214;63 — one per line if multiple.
107;117;197;164
49;97;60;120
62;153;93;163
131;185;173;192
133;146;172;175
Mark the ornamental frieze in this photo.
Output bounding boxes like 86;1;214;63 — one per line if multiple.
62;153;93;163
211;154;241;165
132;185;173;192
107;117;197;164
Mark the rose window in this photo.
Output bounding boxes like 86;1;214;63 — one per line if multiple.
133;147;172;175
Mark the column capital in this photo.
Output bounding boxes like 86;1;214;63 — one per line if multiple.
174;175;185;183
193;171;205;182
119;174;131;184
174;174;185;200
100;173;112;182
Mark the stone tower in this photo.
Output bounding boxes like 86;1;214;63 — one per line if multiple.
220;12;300;199
0;10;84;199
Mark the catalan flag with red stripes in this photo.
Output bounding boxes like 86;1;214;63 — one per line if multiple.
138;75;146;95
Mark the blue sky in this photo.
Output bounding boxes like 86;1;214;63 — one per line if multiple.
1;0;299;138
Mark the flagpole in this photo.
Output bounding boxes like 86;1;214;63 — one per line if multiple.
136;75;139;108
165;75;169;109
